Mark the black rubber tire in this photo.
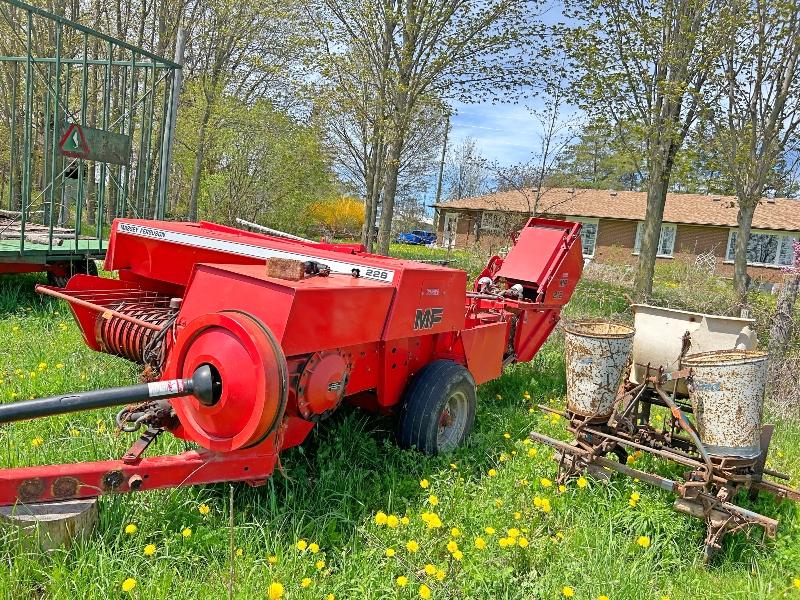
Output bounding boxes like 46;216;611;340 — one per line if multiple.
396;360;477;455
46;259;98;288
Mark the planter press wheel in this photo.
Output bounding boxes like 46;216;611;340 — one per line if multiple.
165;311;287;452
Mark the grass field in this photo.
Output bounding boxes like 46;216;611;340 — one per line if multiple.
0;248;799;600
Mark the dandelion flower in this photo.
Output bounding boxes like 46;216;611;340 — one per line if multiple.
424;564;437;575
793;578;800;589
387;515;399;528
562;586;575;597
56;363;64;369
599;595;610;600
558;484;567;493
69;428;80;437
496;394;502;400
484;527;496;535
267;582;284;599
494;498;503;507
375;511;388;525
446;540;459;553
315;560;325;570
420;479;430;489
474;537;487;549
452;549;463;561
327;595;336;600
450;463;458;470
385;547;396;557
503;432;511;439
125;524;138;535
236;548;244;557
428;495;439;506
396;576;409;587
637;535;651;548
450;527;461;537
121;578;137;593
268;555;278;564
498;537;511;548
488;468;497;477
577;477;588;489
514;511;522;520
626;455;635;465
301;578;312;588
309;542;320;553
144;544;156;556
435;569;445;581
540;478;552;488
297;539;308;551
419;583;432;599
198;503;210;515
182;527;192;538
406;540;419;553
540;499;552;513
401;516;410;525
30;437;44;448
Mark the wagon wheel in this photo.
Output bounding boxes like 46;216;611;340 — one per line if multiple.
396;360;477;455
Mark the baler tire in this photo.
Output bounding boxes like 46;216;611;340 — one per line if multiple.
46;259;98;288
396;360;476;455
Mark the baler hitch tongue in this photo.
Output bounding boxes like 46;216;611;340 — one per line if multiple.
0;365;219;424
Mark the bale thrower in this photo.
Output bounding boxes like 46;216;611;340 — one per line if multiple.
0;217;583;506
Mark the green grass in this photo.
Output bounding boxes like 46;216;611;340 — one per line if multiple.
0;269;798;600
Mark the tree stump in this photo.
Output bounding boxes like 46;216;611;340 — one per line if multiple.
0;499;98;551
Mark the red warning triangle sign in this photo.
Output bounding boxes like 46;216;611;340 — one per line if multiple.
58;123;91;158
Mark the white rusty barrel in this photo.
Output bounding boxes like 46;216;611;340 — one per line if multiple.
564;320;635;420
684;350;768;459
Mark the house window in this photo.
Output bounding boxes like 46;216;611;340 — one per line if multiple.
634;222;676;257
563;216;598;257
725;229;797;267
480;211;505;233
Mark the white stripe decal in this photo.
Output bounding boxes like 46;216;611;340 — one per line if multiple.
116;222;395;283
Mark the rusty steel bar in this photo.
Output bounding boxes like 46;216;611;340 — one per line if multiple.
654;386;714;477
36;285;165;331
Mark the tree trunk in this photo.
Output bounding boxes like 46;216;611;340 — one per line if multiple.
188;99;213;221
365;145;384;252
769;273;800;356
376;137;403;255
733;200;756;306
633;162;670;298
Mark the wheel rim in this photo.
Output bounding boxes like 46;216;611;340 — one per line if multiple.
437;390;469;452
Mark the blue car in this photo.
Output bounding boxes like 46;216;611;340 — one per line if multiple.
396;230;437;245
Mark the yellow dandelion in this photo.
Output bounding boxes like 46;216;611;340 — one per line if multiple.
494;498;503;507
419;584;432;599
496;394;502;399
424;564;437;575
375;511;388;525
450;463;458;470
499;453;508;462
498;537;511;548
37;362;47;371
144;543;156;556
528;447;538;458
518;537;529;548
563;586;575;598
637;535;651;548
29;371;36;378
327;595;336;600
540;499;552;513
124;523;137;535
428;495;439;506
450;527;461;537
452;549;463;561
577;476;588;489
121;578;137;593
387;515;399;528
385;547;396;557
406;540;419;553
420;479;430;489
315;560;325;570
396;576;409;587
626;455;635;464
599;595;610;600
309;542;320;553
503;432;511;439
540;478;552;488
268;555;278;564
182;527;192;538
69;428;80;437
793;578;800;589
558;484;566;493
484;526;496;535
446;540;459;553
488;468;497;477
296;539;308;551
474;537;487;549
435;569;445;581
198;503;210;515
56;363;64;369
236;548;244;557
301;578;312;588
30;437;44;448
268;582;284;599
507;528;520;539
514;511;522;520
401;516;410;525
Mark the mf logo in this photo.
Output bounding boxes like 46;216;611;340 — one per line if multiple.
413;307;444;330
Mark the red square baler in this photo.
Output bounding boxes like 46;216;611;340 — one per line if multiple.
0;217;582;505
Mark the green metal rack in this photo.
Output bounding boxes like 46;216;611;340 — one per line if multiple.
0;0;181;278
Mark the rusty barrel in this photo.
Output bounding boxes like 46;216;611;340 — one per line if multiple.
564;320;635;421
684;350;768;459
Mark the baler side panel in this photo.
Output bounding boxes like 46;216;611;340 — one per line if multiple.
460;321;508;385
514;308;561;363
382;269;467;341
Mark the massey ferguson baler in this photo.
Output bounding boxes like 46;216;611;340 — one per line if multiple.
0;217;582;506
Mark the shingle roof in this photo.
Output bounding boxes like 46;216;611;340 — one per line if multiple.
433;188;800;232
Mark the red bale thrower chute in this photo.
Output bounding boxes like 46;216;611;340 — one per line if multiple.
0;217;583;506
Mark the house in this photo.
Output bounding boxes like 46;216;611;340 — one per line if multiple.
433;188;800;283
